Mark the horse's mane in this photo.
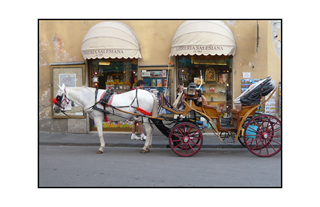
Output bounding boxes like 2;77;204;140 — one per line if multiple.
66;86;95;107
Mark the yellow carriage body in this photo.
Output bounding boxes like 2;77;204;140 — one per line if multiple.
159;88;277;144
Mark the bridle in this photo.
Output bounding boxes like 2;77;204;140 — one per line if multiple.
52;88;72;117
53;88;70;109
57;94;70;109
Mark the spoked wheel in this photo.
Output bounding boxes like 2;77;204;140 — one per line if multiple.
244;115;281;157
238;136;247;148
169;122;203;157
238;117;257;148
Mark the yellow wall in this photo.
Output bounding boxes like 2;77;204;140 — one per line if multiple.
229;20;271;95
39;20;281;126
227;20;281;112
39;20;89;119
122;20;184;65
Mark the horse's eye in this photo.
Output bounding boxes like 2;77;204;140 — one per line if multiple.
56;96;62;101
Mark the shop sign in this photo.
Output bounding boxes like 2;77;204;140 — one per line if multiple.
175;46;223;53
83;49;124;56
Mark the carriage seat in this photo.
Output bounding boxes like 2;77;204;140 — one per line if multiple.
197;95;221;129
201;95;218;111
230;105;258;117
230;104;258;129
200;95;220;115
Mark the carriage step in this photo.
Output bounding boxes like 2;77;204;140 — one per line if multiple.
156;116;174;121
220;125;237;130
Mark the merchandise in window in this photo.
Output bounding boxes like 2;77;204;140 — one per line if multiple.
177;55;233;114
89;59;138;93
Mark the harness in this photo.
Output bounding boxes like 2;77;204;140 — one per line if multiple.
92;88;152;122
94;88;114;122
53;87;153;121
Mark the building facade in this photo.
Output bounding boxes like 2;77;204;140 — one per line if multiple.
39;19;281;133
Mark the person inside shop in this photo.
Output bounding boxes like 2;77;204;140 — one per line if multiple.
131;80;146;141
173;83;186;111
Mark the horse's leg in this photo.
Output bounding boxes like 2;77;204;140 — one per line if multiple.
141;118;152;153
146;119;153;150
149;123;154;149
94;116;105;154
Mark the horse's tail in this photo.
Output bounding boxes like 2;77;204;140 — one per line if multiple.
151;93;158;118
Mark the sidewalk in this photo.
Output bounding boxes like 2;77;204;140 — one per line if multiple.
39;131;243;149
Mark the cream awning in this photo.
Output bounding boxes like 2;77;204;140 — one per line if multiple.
81;21;142;59
169;20;236;57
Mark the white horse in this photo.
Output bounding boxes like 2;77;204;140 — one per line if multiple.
53;84;158;154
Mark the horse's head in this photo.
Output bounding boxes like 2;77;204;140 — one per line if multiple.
52;83;69;113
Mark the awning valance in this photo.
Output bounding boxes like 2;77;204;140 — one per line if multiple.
169;20;236;57
81;21;142;59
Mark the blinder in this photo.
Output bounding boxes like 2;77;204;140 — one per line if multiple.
56;95;62;102
52;95;62;106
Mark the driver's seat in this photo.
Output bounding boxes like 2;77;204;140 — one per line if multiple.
201;95;221;129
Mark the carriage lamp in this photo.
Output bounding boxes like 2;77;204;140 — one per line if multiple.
187;82;197;97
92;71;99;87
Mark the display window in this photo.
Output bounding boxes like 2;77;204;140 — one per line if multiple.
177;55;233;115
88;59;138;131
89;59;138;90
141;69;172;115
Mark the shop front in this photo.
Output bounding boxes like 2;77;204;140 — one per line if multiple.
169;20;237;116
81;21;142;131
41;20;281;134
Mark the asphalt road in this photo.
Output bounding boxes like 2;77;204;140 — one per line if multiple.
39;145;281;187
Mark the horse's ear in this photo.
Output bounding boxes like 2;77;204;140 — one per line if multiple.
62;83;65;89
58;84;63;91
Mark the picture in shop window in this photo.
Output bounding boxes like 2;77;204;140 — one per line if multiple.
218;72;228;84
205;68;216;82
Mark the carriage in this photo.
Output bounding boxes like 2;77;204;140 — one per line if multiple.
151;76;281;157
53;75;281;157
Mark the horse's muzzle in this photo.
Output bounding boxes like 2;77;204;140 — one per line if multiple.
53;105;61;113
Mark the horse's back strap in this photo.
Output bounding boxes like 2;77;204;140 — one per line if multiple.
100;90;114;105
137;107;152;116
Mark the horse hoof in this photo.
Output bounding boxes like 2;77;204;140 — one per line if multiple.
140;149;149;153
97;151;103;154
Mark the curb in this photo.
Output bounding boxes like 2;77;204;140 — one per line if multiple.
39;142;244;149
39;132;244;149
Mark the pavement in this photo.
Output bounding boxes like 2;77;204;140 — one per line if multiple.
39;131;243;149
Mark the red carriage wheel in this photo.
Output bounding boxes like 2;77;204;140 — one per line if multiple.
238;117;259;148
244;115;281;157
238;136;247;148
169;122;203;157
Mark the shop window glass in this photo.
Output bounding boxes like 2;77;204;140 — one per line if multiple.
89;59;138;91
177;55;233;114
